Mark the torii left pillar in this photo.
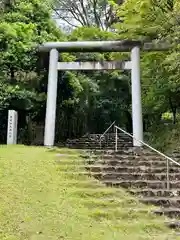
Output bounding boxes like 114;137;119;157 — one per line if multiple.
131;46;143;146
44;49;59;147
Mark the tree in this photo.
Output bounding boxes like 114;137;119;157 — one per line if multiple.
53;0;124;31
0;0;65;143
0;0;13;10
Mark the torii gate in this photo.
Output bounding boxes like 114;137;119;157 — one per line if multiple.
39;40;167;147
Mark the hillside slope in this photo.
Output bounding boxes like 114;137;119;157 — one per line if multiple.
0;145;178;239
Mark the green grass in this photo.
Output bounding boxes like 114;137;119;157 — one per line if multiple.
0;145;178;239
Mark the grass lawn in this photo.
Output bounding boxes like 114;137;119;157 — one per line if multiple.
0;145;179;240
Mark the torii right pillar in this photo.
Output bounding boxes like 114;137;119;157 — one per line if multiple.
131;46;143;147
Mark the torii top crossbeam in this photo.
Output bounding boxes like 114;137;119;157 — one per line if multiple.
39;40;169;52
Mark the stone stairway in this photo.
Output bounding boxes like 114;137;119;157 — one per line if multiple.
84;147;180;224
66;132;133;149
66;132;180;227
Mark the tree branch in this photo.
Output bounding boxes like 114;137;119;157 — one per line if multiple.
78;0;90;26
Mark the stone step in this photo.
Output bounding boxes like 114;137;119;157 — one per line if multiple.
89;160;170;167
66;139;128;143
66;139;132;145
67;138;132;142
86;165;180;174
58;159;171;168
69;142;132;145
87;149;131;155
102;179;179;189
60;171;180;182
129;189;180;197
67;139;132;145
67;145;132;149
76;134;132;140
81;132;131;136
94;173;180;181
140;197;180;208
92;149;165;157
166;221;180;229
101;144;133;147
56;158;167;166
153;208;180;218
92;154;164;161
56;163;180;176
67;143;129;147
54;169;180;181
171;155;180;160
70;145;133;148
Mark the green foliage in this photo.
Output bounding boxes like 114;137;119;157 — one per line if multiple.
53;25;132;141
2;0;180;149
70;26;119;41
0;0;65;143
145;121;180;152
0;83;37;110
0;0;63;71
113;0;180;133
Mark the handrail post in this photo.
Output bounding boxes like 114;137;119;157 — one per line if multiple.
99;121;115;150
167;159;170;190
115;126;118;152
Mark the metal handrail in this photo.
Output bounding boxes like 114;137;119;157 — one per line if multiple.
115;125;180;166
99;121;116;149
115;125;180;190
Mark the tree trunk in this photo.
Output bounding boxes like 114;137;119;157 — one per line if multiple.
172;108;177;124
10;67;15;83
169;95;177;124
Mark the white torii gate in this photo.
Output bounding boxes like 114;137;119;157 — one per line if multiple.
39;40;165;147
